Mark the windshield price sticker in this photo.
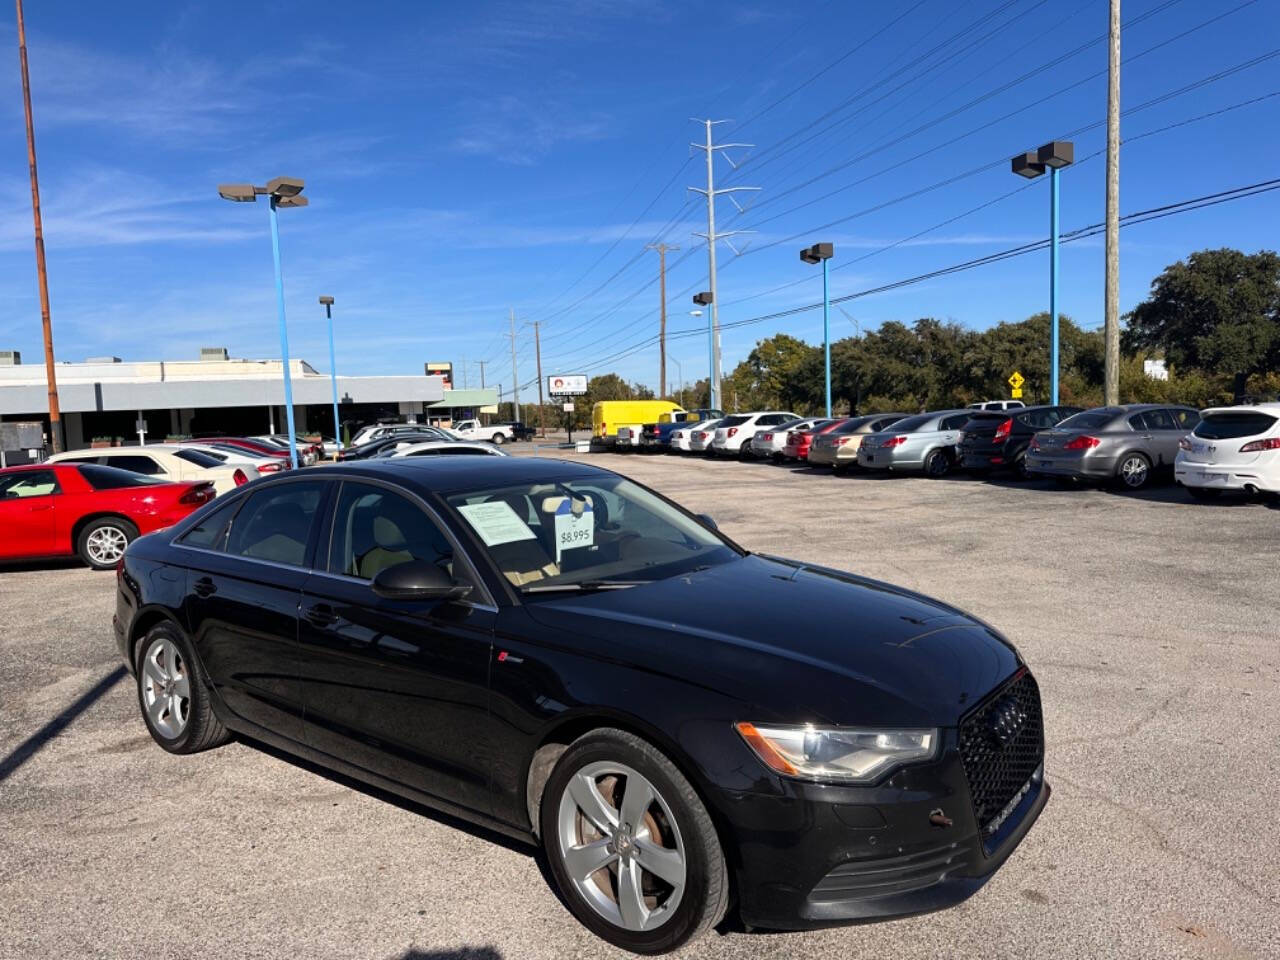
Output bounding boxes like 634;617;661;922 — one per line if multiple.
458;501;538;547
554;498;594;562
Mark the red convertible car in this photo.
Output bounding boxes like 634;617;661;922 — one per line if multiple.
0;462;214;570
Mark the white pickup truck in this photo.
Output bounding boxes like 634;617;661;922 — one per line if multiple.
451;419;514;444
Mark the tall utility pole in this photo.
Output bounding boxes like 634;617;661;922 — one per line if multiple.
1104;0;1122;405
15;0;62;452
508;309;520;422
532;320;546;437
646;242;679;397
477;360;487;424
689;119;759;412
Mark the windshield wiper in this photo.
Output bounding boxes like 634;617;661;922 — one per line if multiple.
521;579;647;593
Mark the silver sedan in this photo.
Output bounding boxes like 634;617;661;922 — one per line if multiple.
856;409;974;477
1027;404;1200;490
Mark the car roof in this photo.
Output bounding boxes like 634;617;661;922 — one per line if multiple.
304;455;607;493
1201;401;1280;416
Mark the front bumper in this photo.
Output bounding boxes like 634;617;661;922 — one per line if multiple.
727;744;1050;931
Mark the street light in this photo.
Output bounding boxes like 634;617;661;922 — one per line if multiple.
319;296;341;456
1011;140;1073;405
801;242;834;417
693;292;715;409
216;175;309;468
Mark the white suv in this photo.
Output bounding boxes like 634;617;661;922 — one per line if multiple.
1176;402;1280;499
709;412;800;457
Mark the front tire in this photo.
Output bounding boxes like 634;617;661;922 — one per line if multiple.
541;729;729;955
77;517;138;570
135;623;230;754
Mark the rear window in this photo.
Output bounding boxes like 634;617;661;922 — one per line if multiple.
1057;411;1118;431
887;414;930;432
173;449;223;468
720;416;750;427
77;464;162;489
1194;412;1278;440
831;417;873;434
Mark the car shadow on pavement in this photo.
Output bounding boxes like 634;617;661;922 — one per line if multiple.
0;665;127;782
0;558;87;573
396;948;502;960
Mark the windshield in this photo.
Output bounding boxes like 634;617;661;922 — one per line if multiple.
447;474;739;592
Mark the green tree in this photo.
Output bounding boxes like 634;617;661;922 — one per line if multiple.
1124;248;1280;397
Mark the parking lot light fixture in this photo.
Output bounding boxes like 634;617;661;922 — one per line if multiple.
1011;142;1073;405
800;243;835;418
217;175;308;468
319;296;340;455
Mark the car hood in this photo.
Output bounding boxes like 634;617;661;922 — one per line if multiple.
523;554;1020;726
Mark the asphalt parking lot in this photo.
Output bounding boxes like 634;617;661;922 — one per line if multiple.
1;450;1276;960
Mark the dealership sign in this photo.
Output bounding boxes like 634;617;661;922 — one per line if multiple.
548;374;587;396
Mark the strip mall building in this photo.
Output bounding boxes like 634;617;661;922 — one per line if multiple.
0;347;496;454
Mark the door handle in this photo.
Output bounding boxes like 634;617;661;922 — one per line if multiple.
304;604;339;628
193;577;217;598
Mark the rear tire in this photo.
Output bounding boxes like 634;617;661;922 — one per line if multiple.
541;729;729;955
1011;452;1031;481
1116;452;1152;490
135;622;230;754
77;517;138;570
491;433;505;444
924;449;951;478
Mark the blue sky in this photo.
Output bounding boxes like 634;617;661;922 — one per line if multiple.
1;0;1277;401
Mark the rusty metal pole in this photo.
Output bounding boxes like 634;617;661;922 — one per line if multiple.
15;0;62;452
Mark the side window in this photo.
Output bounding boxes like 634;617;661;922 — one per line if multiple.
328;482;459;583
1172;408;1200;429
0;470;61;498
178;499;240;550
1127;413;1149;431
225;481;326;567
1143;409;1177;430
105;455;164;476
941;414;969;430
58;455;101;465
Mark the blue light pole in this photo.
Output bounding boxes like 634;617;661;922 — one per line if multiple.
217;177;309;468
1012;142;1073;405
319;295;340;456
801;243;835;417
693;292;714;407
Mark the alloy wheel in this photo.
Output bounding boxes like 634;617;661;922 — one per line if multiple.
140;637;190;739
1120;455;1149;488
557;761;687;933
85;525;128;566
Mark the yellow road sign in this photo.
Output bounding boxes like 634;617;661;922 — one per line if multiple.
1008;370;1025;390
1011;387;1023;399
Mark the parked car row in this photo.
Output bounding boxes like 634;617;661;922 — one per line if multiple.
1;423;512;570
616;401;1280;499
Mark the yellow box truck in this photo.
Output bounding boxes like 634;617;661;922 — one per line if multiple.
592;400;684;447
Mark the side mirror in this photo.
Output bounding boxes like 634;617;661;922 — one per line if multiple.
372;560;472;601
697;513;718;531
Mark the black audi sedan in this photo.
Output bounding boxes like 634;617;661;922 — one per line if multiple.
113;457;1048;954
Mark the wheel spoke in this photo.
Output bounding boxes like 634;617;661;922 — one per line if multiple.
142;657;167;687
170;673;190;699
616;857;648;930
618;774;654;831
146;693;167;728
562;837;616;882
634;840;684;888
568;773;618;835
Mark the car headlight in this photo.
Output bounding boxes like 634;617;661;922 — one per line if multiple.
736;722;938;783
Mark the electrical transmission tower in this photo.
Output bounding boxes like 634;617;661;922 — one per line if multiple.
689;119;759;412
645;242;679;397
